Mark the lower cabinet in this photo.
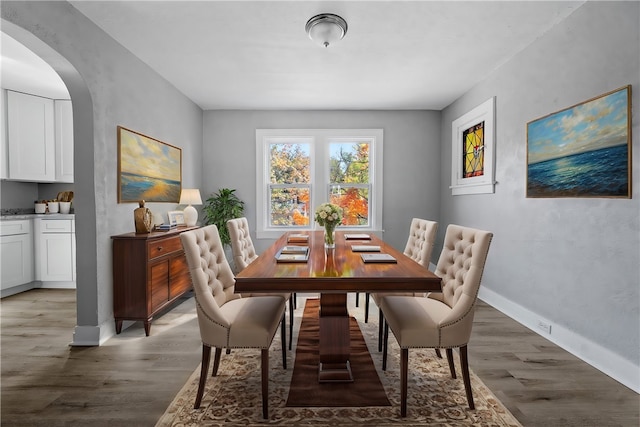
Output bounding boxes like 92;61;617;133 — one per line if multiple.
111;226;197;336
0;220;34;291
34;218;76;285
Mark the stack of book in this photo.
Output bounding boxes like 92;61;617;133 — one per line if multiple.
155;223;177;232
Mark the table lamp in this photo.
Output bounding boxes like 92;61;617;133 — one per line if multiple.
179;188;202;226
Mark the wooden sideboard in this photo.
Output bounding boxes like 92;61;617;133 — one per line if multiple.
111;226;198;336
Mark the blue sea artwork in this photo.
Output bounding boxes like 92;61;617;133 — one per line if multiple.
118;127;182;202
527;87;630;198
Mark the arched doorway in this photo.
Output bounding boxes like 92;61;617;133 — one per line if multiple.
1;19;100;346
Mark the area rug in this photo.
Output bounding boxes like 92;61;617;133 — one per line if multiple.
156;297;522;426
285;299;390;407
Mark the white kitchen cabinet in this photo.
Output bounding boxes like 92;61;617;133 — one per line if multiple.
54;99;74;182
0;220;34;290
34;218;75;285
6;90;55;182
1;89;8;179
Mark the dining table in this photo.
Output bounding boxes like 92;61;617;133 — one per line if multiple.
235;230;442;382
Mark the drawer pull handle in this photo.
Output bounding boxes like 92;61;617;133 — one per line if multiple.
157;246;163;251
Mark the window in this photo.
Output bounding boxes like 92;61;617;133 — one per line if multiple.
256;129;383;239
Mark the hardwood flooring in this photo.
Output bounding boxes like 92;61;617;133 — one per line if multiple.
1;289;638;426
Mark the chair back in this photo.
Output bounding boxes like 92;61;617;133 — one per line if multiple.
433;224;493;336
227;217;258;273
180;225;241;343
403;218;438;268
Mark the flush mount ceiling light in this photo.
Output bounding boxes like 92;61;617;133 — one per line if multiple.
305;13;348;48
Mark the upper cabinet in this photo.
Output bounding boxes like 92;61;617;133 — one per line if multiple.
54;99;74;183
2;90;73;183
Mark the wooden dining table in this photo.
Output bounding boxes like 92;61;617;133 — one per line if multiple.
235;230;441;382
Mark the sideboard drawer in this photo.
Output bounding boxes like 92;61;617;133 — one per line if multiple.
147;236;182;260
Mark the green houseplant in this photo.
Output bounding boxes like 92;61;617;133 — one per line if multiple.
202;188;245;247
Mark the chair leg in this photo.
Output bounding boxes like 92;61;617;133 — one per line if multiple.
194;344;211;409
460;345;475;410
446;348;457;379
435;348;442;358
364;292;370;323
281;312;287;369
261;348;269;419
292;292;297;309
288;298;294;351
377;308;384;352
400;348;408;417
355;292;360;307
212;347;222;376
382;321;389;371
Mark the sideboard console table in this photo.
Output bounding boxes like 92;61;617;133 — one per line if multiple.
111;226;198;336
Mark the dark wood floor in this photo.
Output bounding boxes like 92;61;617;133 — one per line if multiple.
1;289;638;426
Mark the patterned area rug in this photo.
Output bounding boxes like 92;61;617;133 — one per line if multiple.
156;297;522;426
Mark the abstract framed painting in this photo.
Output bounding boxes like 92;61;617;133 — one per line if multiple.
451;97;496;195
117;126;182;203
527;86;631;198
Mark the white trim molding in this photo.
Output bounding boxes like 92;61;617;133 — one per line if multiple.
451;97;496;195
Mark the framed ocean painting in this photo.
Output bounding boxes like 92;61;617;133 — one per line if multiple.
117;126;182;203
526;86;631;198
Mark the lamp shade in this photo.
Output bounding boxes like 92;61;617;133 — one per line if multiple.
179;189;202;226
305;13;348;48
179;189;202;206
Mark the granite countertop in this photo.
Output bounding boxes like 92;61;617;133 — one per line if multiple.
0;213;75;221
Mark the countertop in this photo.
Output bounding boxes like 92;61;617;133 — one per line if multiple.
0;213;75;221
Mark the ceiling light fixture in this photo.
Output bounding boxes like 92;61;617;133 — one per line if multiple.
305;13;348;48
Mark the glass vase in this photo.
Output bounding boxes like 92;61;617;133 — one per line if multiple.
324;226;336;249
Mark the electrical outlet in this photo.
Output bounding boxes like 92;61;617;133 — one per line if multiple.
537;320;552;334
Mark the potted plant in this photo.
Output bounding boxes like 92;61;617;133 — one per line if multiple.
202;188;245;247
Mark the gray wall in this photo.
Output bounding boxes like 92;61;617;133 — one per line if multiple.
439;1;639;389
202;110;441;253
2;1;203;343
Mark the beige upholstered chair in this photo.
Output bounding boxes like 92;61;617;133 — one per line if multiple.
227;217;295;350
381;224;493;417
365;218;438;350
180;225;287;419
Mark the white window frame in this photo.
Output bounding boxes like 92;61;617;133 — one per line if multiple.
256;129;383;239
450;97;496;195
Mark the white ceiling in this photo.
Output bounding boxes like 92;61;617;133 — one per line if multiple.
0;32;70;99
4;1;584;110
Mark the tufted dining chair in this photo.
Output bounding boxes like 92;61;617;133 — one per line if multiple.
227;217;295;350
364;218;438;351
180;225;287;419
381;224;493;417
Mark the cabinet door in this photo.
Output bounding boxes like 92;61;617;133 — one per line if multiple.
38;233;73;281
1;234;34;289
54;100;74;182
149;260;170;313
7;91;55;182
1;89;8;179
169;253;191;299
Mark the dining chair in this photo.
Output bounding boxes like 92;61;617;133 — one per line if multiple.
366;218;438;351
381;224;493;417
180;225;287;419
227;217;295;350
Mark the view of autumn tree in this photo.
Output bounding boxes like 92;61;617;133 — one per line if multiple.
329;143;370;226
269;143;310;226
269;141;370;227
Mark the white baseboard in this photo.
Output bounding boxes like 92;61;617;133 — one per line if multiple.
478;287;639;394
71;321;113;346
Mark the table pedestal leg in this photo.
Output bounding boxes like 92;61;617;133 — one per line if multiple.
318;293;353;382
